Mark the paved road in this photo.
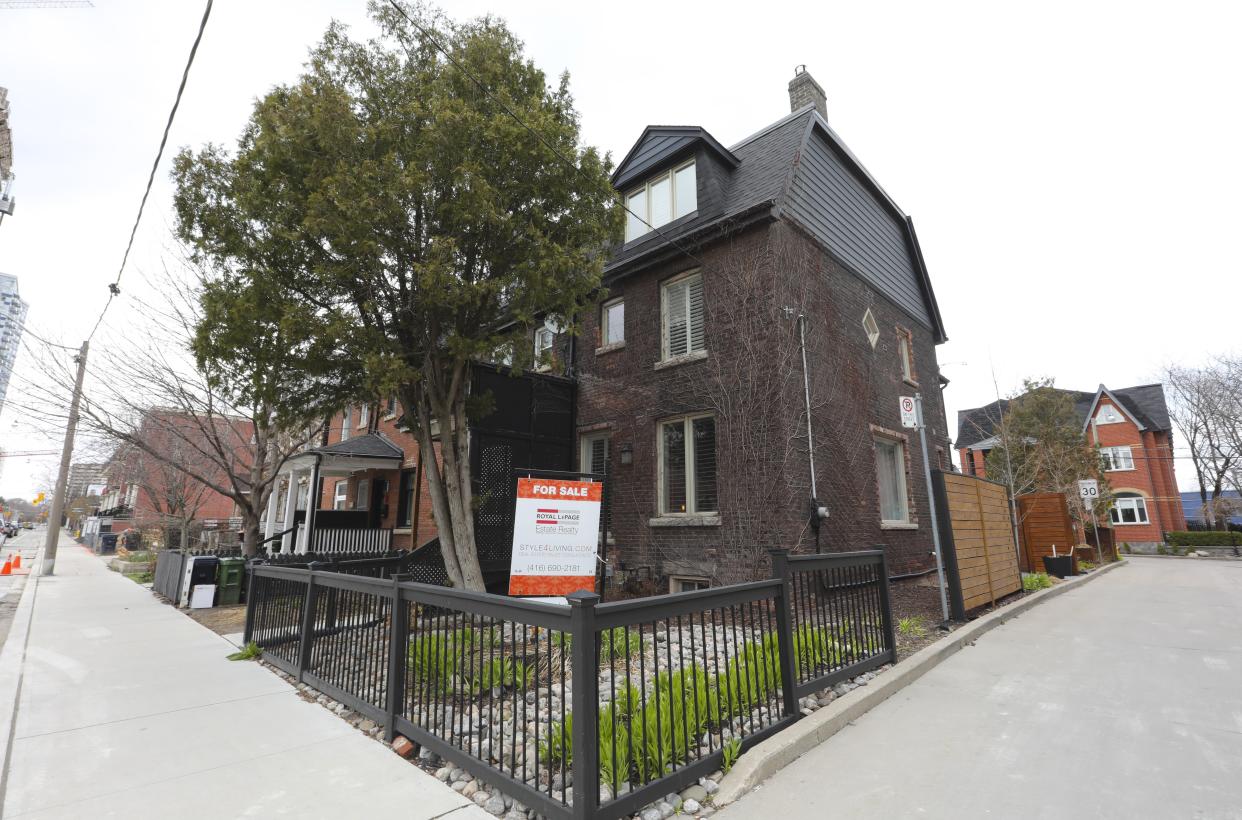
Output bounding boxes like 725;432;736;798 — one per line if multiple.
2;534;490;819
719;558;1242;820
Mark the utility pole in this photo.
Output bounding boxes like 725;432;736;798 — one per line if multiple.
42;340;88;575
914;394;951;623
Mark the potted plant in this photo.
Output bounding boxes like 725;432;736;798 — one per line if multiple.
1041;544;1075;578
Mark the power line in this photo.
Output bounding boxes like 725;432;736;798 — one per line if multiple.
382;0;705;271
87;0;213;342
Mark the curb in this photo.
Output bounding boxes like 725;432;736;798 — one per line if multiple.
713;559;1128;807
0;543;44;803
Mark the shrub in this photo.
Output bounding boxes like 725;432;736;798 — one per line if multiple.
1156;543;1167;555
1121;542;1131;554
227;642;262;661
722;736;743;774
1022;572;1053;592
599;626;644;659
1166;530;1242;547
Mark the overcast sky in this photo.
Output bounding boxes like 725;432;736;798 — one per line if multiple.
0;0;1238;498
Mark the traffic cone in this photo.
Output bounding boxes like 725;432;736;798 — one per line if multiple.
1;559;10;575
12;554;20;570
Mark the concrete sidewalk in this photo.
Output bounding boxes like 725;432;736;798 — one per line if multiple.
717;557;1242;819
1;533;490;819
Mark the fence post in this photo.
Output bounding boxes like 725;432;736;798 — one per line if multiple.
567;590;600;820
296;564;320;682
768;550;800;717
242;560;259;645
384;577;408;743
876;549;898;665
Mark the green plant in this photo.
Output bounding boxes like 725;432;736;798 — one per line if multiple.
1166;530;1242;547
550;630;571;649
722;736;742;774
791;625;832;677
597;704;632;792
1022;572;1053;592
1077;561;1095;572
1156;543;1168;555
897;616;927;638
599;627;644;660
540;712;573;768
466;657;529;694
128;571;154;585
409;630;473;694
1121;542;1131;554
227;642;262;661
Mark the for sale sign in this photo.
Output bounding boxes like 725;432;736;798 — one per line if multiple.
508;477;602;596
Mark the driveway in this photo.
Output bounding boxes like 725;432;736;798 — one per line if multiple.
718;557;1242;819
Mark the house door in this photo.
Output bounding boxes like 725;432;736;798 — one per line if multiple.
367;478;387;529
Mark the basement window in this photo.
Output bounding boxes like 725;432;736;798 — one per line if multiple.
670;576;710;594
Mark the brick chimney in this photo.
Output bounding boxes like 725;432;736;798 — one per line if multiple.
788;66;827;120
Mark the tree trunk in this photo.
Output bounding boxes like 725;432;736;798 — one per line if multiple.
242;511;261;558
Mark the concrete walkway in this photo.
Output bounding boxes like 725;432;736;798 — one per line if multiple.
718;558;1242;820
2;533;490;819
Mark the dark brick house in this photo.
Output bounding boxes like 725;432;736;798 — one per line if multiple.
575;69;951;591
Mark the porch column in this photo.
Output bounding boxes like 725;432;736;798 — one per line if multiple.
281;468;300;553
262;483;278;548
300;459;321;555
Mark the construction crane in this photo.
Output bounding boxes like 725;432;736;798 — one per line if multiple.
0;1;94;8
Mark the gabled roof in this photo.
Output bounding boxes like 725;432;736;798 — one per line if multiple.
611;126;739;191
956;383;1173;448
314;432;403;460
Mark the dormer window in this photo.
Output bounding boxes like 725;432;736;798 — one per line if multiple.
624;160;697;242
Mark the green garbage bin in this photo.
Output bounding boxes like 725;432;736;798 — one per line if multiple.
216;557;245;606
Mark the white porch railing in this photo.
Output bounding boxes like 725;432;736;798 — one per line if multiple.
310;528;393;554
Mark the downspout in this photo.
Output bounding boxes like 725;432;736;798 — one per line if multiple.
798;315;827;550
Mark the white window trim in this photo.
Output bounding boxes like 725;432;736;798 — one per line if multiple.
660;269;706;364
333;480;349;510
874;433;912;528
580;432;610;476
534;318;559;370
355;478;370;511
384;395;398;419
358;403;370;429
863;308;880;349
624;159;697;243
657;413;716;517
599;297;625;351
669;576;710;594
340;407;352;441
1110;495;1150;525
1101;445;1135;471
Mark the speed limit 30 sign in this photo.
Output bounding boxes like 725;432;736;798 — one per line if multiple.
1078;479;1099;500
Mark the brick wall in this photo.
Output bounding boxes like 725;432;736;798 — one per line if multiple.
576;219;947;588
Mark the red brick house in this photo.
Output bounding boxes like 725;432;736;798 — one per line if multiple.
957;383;1185;549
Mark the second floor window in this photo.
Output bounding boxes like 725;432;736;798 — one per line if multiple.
358;403;370;429
662;271;705;360
625;160;697;242
659;414;717;515
534;318;559;367
898;328;917;384
340;407;352;441
601;298;624;346
1100;446;1135;471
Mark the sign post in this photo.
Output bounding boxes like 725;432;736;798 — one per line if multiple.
903;395;950;623
1078;479;1103;564
508;477;603;597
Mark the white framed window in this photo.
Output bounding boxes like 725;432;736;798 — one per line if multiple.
358;403;370;429
534;318;559;367
385;395;398;417
1100;446;1135;471
1110;494;1149;525
624;160;697;242
601;298;625;346
670;576;710;594
355;478;370;511
340;407;352;441
874;435;911;526
661;270;705;361
580;432;610;477
862;308;880;349
333;480;349;510
658;414;717;515
1096;404;1124;425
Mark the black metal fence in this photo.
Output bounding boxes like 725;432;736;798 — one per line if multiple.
244;549;895;820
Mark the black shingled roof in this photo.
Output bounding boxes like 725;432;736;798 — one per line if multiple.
315;432;403;460
956;384;1172;448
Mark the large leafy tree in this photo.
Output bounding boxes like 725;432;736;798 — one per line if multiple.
173;2;621;588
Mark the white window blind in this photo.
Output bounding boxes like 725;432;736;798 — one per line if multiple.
624;161;697;242
602;299;624;345
659;414;716;515
663;272;704;359
875;437;909;524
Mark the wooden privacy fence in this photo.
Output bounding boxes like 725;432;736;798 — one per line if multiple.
931;471;1022;618
1016;492;1076;572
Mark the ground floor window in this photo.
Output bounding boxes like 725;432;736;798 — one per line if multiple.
874;434;910;526
354;478;370;510
670;576;710;593
397;467;417;527
580;432;610;476
658;414;717;515
1110;494;1149;525
333;480;348;510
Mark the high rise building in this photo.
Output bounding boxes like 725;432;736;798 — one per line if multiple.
67;462;106;501
0;87;14;222
0;274;28;409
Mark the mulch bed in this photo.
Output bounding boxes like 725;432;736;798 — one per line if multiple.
186;603;248;636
